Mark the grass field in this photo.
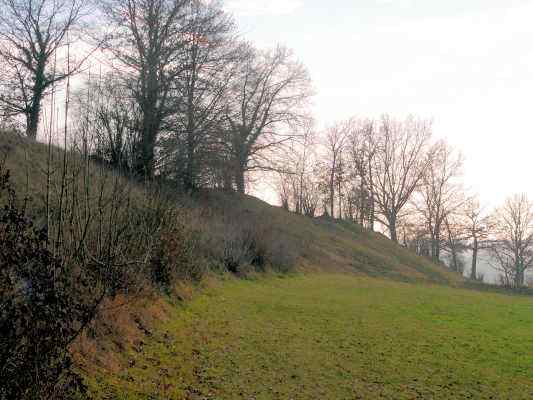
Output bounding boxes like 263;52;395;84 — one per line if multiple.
87;274;533;399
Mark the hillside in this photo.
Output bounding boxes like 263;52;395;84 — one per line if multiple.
0;131;459;285
199;191;462;285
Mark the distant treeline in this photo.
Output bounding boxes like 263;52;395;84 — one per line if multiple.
273;115;533;289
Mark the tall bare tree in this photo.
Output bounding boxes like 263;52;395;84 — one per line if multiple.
347;118;377;229
415;140;464;261
0;0;86;139
223;45;312;193
169;0;236;190
490;194;533;287
322;120;349;218
99;0;190;178
275;120;317;213
443;214;467;273
74;72;141;172
463;197;491;280
372;115;432;242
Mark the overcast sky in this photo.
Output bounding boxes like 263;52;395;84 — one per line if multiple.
226;0;533;208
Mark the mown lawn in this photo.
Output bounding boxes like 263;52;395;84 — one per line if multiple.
88;274;533;399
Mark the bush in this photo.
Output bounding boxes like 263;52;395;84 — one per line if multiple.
199;202;299;275
0;167;89;399
150;208;206;287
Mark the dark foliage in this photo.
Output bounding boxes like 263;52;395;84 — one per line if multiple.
0;167;90;399
150;214;205;287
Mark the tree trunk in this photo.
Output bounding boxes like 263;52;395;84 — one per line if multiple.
235;167;245;194
233;141;247;194
134;62;162;179
369;196;375;231
183;63;197;191
433;231;441;262
26;103;41;140
222;163;233;191
297;173;304;215
515;262;525;287
134;129;156;179
368;159;375;231
470;237;478;280
450;247;458;272
25;62;47;140
389;212;398;243
26;86;45;140
338;182;342;220
184;131;195;191
329;173;335;218
431;235;437;261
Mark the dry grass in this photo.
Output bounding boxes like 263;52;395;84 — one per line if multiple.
1;131;460;287
190;190;461;285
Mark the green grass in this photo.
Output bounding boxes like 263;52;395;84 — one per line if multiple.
87;274;533;399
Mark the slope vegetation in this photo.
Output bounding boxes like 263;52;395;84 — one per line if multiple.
202;191;461;284
1;131;459;285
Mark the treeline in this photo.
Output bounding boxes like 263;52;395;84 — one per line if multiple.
275;115;533;288
0;0;531;288
0;0;312;192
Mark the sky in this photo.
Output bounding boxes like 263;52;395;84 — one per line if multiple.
226;0;533;209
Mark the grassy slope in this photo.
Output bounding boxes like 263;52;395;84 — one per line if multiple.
0;131;459;285
198;191;461;285
89;274;533;399
0;132;149;218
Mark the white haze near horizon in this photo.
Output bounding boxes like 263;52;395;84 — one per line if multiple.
226;0;533;283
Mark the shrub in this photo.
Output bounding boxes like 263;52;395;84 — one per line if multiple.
150;208;206;287
199;202;299;275
0;167;90;399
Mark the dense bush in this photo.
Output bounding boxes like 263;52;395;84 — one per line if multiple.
0;167;90;399
199;201;299;275
150;208;206;287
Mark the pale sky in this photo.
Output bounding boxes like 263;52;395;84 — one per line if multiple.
227;0;533;209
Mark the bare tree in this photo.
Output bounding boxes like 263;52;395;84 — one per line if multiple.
490;194;533;287
463;197;491;280
322;120;349;218
414;140;464;261
372;115;432;242
168;0;236;190
300;171;321;217
0;0;86;139
295;122;317;215
443;214;467;273
223;45;312;193
275;120;317;213
73;72;141;172
99;0;190;178
346;118;377;229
